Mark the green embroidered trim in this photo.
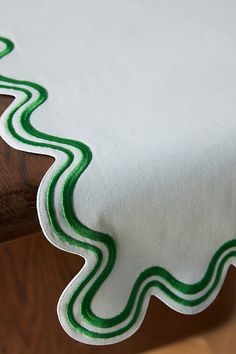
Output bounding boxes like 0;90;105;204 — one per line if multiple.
0;36;236;340
0;37;14;58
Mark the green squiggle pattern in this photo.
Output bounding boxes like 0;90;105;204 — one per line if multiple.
0;37;236;342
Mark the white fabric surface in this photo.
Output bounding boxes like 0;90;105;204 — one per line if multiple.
1;0;236;345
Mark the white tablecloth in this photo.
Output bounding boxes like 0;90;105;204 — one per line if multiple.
1;0;236;345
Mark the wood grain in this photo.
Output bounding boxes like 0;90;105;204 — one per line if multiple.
0;232;235;354
0;95;53;242
141;337;213;354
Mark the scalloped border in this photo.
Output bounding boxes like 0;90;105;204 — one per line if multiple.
0;37;236;345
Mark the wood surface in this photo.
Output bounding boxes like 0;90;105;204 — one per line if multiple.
0;95;53;242
0;232;235;354
141;337;213;354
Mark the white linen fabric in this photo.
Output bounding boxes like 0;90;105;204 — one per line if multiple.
1;0;236;345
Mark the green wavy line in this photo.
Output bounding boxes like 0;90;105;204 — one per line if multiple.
1;37;236;340
0;37;14;58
